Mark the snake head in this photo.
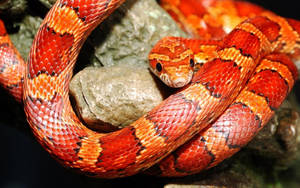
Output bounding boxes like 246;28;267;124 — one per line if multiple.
148;36;194;88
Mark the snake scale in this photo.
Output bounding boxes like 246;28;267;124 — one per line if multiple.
0;0;300;178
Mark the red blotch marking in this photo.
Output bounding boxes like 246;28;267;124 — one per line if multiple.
164;103;261;173
28;24;74;78
62;0;124;23
157;102;262;175
170;134;214;174
146;93;199;143
25;93;86;163
286;18;300;36
222;29;261;59
212;103;261;148
192;58;241;99
265;53;298;80
250;16;281;42
150;36;191;65
96;126;144;171
248;70;289;109
0;43;24;101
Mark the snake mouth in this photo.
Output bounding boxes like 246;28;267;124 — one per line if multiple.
170;77;191;88
166;70;193;88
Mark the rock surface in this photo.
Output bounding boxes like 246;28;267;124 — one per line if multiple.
70;65;168;131
88;0;187;68
0;0;27;16
39;0;56;8
9;16;42;59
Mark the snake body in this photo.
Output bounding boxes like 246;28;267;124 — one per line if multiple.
0;0;300;178
0;20;25;102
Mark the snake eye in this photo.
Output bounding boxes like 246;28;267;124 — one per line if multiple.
190;58;194;67
156;62;162;72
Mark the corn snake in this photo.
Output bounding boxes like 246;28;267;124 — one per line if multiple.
0;0;299;178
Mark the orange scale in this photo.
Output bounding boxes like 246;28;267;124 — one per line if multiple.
222;29;261;58
247;70;288;109
173;135;214;172
28;25;74;78
194;58;242;98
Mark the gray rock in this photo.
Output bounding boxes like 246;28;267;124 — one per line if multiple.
0;0;27;16
70;65;168;131
39;0;56;8
9;16;42;59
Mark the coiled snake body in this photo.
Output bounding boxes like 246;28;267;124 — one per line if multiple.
0;0;300;178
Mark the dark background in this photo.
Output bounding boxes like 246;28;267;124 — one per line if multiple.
0;0;300;188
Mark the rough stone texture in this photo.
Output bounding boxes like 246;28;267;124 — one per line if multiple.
0;0;42;59
39;0;56;8
70;65;168;131
0;0;27;16
9;16;42;59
